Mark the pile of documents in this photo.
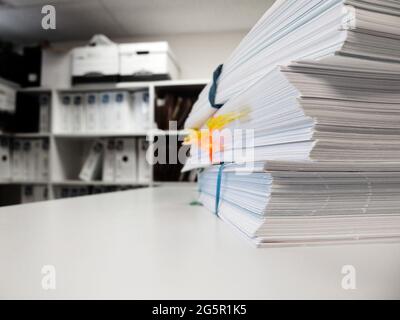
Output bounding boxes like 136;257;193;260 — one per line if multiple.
58;90;149;133
185;59;400;167
79;138;151;183
185;0;400;129
183;0;400;247
198;162;400;247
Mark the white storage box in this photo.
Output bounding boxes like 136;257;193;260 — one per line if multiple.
119;42;180;81
71;45;119;85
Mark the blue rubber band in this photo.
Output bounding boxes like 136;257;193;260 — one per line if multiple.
208;64;224;109
215;163;226;216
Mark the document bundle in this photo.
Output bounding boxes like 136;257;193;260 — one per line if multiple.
58;90;149;133
185;58;400;168
10;138;49;182
78;138;151;183
185;0;400;129
199;162;400;247
183;0;400;247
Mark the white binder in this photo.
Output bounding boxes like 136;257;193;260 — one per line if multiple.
31;139;42;181
21;185;35;203
60;94;72;133
11;140;22;181
38;139;49;181
112;91;131;132
115;139;137;182
55;187;71;199
21;185;48;203
39;94;50;133
22;140;35;181
72;94;84;132
85;93;98;132
79;140;104;181
102;139;116;182
137;138;151;183
33;185;48;202
0;138;11;181
131;91;149;131
99;92;112;131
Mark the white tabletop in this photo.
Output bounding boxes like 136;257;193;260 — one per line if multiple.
0;184;399;299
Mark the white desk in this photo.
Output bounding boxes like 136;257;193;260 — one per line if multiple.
0;185;399;299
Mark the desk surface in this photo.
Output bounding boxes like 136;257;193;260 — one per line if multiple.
0;185;399;299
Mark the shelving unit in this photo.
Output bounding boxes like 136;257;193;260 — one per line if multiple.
0;79;208;206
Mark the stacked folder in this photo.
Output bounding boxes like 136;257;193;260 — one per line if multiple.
183;0;400;247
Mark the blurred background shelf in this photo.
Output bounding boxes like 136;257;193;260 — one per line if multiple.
51;180;150;186
0;80;207;206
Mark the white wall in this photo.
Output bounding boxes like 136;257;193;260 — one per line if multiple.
41;31;247;87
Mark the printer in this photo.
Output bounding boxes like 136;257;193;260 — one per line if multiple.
119;41;180;81
71;35;119;85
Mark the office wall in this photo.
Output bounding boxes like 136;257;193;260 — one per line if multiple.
41;31;247;87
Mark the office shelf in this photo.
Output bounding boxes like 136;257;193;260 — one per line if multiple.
17;87;52;93
0;79;207;205
51;180;150;186
151;129;190;136
0;132;50;138
0;180;49;185
53;132;148;138
13;133;51;138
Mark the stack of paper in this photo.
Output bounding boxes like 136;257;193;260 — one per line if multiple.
185;0;400;129
183;0;400;247
198;162;400;247
184;58;400;169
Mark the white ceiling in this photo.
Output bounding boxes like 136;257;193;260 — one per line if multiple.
0;0;275;44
